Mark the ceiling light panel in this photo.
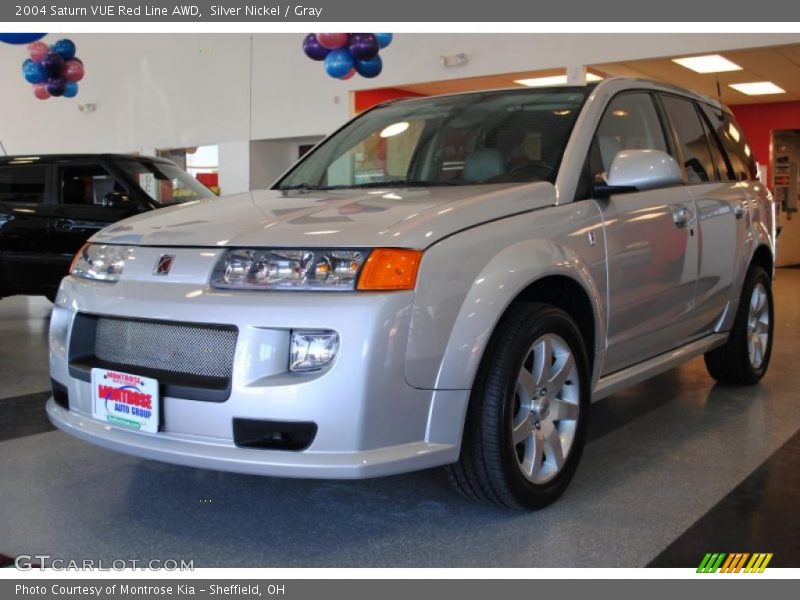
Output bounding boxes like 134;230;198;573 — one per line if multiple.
729;81;786;96
672;54;742;74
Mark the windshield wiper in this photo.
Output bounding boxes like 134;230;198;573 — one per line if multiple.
328;180;465;189
278;182;326;191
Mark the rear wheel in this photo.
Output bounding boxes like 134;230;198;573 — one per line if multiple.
447;303;590;509
704;265;773;385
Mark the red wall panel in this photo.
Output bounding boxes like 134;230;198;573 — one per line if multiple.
730;101;800;186
353;88;425;113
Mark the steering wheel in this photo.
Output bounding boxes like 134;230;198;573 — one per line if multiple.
507;160;555;176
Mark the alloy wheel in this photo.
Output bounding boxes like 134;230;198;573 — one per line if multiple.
511;333;580;484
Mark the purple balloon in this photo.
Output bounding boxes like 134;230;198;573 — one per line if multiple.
302;33;329;61
46;77;66;97
41;52;64;77
348;33;379;61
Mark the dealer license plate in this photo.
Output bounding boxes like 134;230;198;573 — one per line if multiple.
91;368;160;433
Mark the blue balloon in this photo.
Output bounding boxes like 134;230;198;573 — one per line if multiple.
52;38;76;60
0;33;46;45
355;55;383;78
374;33;393;49
324;48;354;79
22;59;47;84
63;81;79;98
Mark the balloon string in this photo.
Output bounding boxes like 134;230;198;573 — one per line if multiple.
0;140;7;157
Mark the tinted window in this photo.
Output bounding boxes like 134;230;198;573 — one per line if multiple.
60;165;125;206
0;165;47;203
661;95;715;183
699;104;757;181
595;93;668;172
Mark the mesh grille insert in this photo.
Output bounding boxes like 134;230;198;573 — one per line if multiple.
94;317;237;379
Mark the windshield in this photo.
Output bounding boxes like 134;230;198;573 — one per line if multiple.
276;87;589;191
117;159;215;205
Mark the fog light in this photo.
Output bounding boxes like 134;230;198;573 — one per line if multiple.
290;331;339;372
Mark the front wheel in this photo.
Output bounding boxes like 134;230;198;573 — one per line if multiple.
447;303;590;509
704;265;773;385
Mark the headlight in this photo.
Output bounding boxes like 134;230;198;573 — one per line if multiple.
211;248;365;291
70;244;132;282
211;248;422;292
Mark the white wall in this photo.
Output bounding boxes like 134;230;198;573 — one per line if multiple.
218;141;250;195
250;135;324;189
2;32;800;162
0;34;251;154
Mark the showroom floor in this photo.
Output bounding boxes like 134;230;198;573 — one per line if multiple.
1;272;799;568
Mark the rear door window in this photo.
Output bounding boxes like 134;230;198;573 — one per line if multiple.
660;95;717;183
0;165;48;203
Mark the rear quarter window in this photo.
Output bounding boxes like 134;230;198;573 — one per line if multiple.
699;104;757;181
0;164;47;203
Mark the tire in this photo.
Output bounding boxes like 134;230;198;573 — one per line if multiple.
704;265;773;385
447;302;591;509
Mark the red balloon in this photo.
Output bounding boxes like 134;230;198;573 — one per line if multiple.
28;41;49;62
62;59;84;82
33;84;50;100
338;68;356;80
316;33;349;50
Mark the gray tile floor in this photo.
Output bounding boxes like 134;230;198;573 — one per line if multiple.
1;271;800;567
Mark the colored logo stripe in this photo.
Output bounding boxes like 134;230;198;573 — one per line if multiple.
697;553;772;573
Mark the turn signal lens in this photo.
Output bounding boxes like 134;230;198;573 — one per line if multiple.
357;248;422;291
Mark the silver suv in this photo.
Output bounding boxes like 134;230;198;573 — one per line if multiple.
47;78;776;509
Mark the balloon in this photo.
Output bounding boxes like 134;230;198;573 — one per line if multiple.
0;33;46;45
317;33;349;50
324;48;354;78
22;59;47;84
46;77;66;97
62;59;85;82
32;84;50;100
28;41;49;62
338;68;356;80
348;33;379;61
302;33;329;61
63;81;79;98
374;33;393;49
355;55;383;79
41;52;64;77
52;38;76;60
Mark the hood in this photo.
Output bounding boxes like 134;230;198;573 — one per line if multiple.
92;183;557;249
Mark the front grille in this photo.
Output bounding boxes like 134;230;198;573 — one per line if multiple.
68;314;238;402
94;317;237;379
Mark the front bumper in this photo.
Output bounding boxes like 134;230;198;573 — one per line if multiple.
48;247;467;478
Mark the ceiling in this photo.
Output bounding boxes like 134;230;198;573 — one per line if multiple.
387;43;800;106
593;43;800;105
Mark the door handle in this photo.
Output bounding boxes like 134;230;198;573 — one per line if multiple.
55;218;75;231
672;206;690;228
733;203;745;219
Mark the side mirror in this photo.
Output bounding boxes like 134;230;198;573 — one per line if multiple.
597;149;683;196
103;191;132;209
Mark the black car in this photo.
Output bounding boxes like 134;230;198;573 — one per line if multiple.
0;154;214;301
